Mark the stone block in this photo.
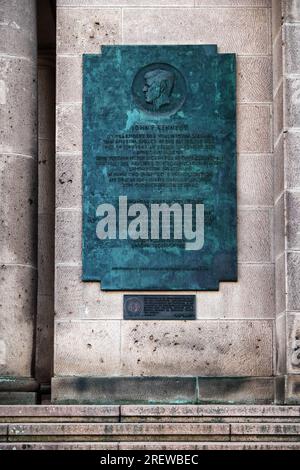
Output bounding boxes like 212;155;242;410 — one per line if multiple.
196;290;224;319
38;213;54;296
273;83;283;144
0;443;118;450
56;153;82;209
0;424;7;436
52;376;197;404
284;24;300;75
54;320;121;376
197;264;275;318
38;139;55;215
231;422;300;438
57;8;121;54
287;191;300;250
272;0;282;40
38;66;55;139
57;56;82;104
120;442;300;450
274;194;284;257
238;209;272;263
285;77;300;129
55;210;81;263
35;294;54;384
120;320;273;376
0;154;37;265
0;392;37;405
285;131;300;189
0;265;36;376
0;0;37;58
8;422;230;441
273;32;283;93
283;0;300;23
55;265;122;319
0;377;38;392
237;105;272;153
0;58;37;156
275;313;286;375
276;252;286;316
237;56;272;104
287;313;300;374
286;376;300;404
196;0;270;4
121;404;300;418
57;0;196;5
237;153;273;206
198;264;275;319
0;404;119;419
56;104;82;153
274;135;284;199
197;377;274;404
287;252;300;311
275;375;285;404
122;8;270;54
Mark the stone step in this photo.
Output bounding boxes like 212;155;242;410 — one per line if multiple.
0;405;119;422
1;405;300;422
121;405;300;422
231;423;300;441
119;441;300;450
2;421;300;442
0;405;299;447
7;423;230;442
1;441;300;450
0;442;118;450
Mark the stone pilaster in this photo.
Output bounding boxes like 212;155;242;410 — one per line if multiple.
273;0;300;403
272;0;286;403
282;0;300;403
0;0;38;403
35;53;55;386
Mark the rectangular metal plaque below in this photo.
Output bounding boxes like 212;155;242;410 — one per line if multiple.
124;295;196;320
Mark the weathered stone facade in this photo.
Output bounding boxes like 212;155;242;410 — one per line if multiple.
1;0;300;405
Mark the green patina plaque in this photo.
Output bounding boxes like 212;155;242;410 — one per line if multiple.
82;45;237;290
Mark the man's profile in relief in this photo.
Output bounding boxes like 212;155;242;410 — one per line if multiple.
143;69;175;110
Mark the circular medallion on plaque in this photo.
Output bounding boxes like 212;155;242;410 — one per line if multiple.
125;296;143;315
132;63;187;116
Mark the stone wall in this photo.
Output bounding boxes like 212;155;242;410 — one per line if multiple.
53;0;277;403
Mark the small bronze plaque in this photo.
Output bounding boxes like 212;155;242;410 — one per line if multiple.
124;295;195;320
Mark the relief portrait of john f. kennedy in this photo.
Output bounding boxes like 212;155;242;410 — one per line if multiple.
143;69;175;110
